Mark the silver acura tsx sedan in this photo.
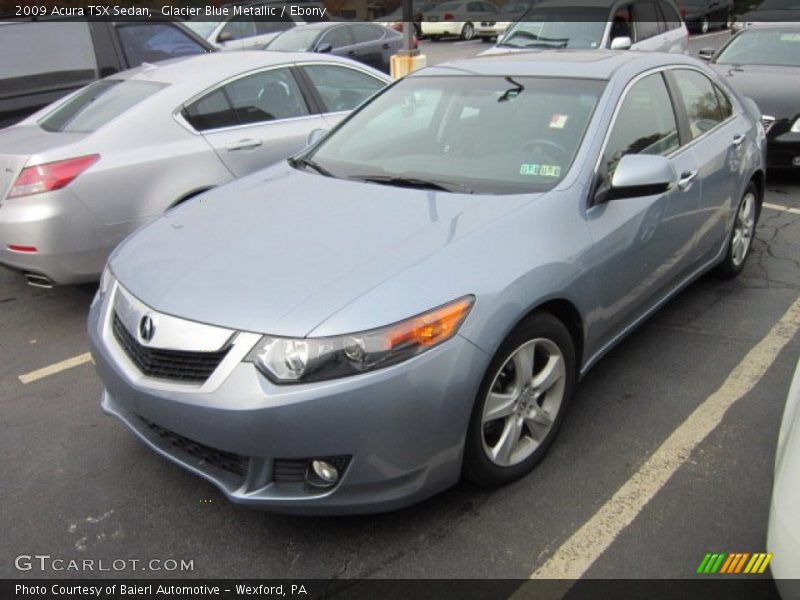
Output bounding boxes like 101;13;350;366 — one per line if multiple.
0;51;388;287
88;51;766;514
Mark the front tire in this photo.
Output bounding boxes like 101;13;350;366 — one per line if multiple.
716;182;758;279
463;312;576;487
460;22;475;40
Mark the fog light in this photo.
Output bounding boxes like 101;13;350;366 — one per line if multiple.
792;157;800;167
309;460;339;487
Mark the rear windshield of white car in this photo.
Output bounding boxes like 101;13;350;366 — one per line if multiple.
500;9;609;49
39;79;166;133
308;75;606;195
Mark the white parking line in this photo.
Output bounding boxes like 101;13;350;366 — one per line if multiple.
764;202;800;216
18;352;93;384
528;295;800;580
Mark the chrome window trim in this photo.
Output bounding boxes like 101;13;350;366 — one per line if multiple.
593;64;739;178
172;60;387;135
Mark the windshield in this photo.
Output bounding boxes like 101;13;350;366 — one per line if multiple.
716;29;800;66
266;27;321;51
307;75;605;195
500;9;609;49
39;79;165;133
184;20;222;39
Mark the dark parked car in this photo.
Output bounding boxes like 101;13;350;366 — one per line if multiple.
682;0;734;32
734;0;800;31
702;24;800;169
0;18;214;129
264;22;405;73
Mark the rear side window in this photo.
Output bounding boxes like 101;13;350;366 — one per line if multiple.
320;26;353;49
671;69;726;139
352;23;385;44
603;73;679;176
183;88;237;130
116;23;207;67
39;79;165;133
0;21;97;98
302;64;386;112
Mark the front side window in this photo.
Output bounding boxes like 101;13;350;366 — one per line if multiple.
671;69;725;139
219;16;257;41
39;79;164;133
302;64;386;112
116;23;208;67
603;73;679;177
633;1;663;40
308;75;606;194
320;26;353;49
183;88;237;131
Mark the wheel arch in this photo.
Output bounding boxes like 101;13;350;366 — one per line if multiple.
167;186;214;210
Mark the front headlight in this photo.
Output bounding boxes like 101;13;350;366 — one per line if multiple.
246;296;474;384
791;117;800;134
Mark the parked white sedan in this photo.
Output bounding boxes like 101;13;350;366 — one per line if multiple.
421;0;500;40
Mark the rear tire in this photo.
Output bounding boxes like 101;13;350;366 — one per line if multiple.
460;22;475;40
715;181;759;279
463;312;576;487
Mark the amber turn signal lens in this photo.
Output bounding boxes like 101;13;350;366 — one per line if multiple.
385;296;474;349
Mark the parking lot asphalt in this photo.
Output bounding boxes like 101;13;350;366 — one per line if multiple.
2;35;799;583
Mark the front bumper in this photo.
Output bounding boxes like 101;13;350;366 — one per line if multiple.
88;283;491;514
0;189;114;284
767;133;800;169
475;22;510;37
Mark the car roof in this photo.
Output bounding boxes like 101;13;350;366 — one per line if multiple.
415;50;702;80
114;50;360;88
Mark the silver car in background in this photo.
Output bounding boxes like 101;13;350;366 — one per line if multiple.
89;51;765;514
0;51;388;286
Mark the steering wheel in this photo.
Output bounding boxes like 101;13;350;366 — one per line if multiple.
522;138;571;162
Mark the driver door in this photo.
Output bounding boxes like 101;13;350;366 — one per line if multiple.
586;71;702;344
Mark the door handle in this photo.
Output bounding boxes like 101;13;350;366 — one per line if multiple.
347;50;356;55
226;139;262;151
382;42;390;49
732;133;746;147
677;170;698;191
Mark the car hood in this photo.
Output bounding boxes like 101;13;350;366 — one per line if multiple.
711;63;800;118
110;164;535;337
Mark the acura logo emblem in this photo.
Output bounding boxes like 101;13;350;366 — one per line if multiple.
139;315;155;342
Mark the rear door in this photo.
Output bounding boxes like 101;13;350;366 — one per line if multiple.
586;71;702;343
183;66;326;177
349;24;390;72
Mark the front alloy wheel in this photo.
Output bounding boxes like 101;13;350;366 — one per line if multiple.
717;182;759;279
464;312;576;486
461;22;475;40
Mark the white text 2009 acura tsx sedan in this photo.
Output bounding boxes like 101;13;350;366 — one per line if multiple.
89;51;766;514
0;51;388;287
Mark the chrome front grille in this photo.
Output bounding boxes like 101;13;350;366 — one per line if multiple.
112;312;230;383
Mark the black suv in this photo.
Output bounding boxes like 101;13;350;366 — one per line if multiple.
0;18;215;128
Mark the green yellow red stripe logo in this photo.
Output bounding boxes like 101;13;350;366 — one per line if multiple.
696;553;772;574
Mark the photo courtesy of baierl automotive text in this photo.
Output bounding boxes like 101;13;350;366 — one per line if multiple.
1;0;799;597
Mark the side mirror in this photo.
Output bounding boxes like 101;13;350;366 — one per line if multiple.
607;154;674;201
610;36;632;50
316;43;333;53
306;128;329;147
697;47;715;61
217;31;234;43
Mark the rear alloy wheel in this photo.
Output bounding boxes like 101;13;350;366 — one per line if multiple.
461;22;475;40
463;312;576;486
716;182;758;279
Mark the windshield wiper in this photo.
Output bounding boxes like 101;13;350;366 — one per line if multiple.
354;175;474;194
287;156;333;177
501;31;569;48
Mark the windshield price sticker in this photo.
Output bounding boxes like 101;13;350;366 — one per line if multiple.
520;164;562;177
